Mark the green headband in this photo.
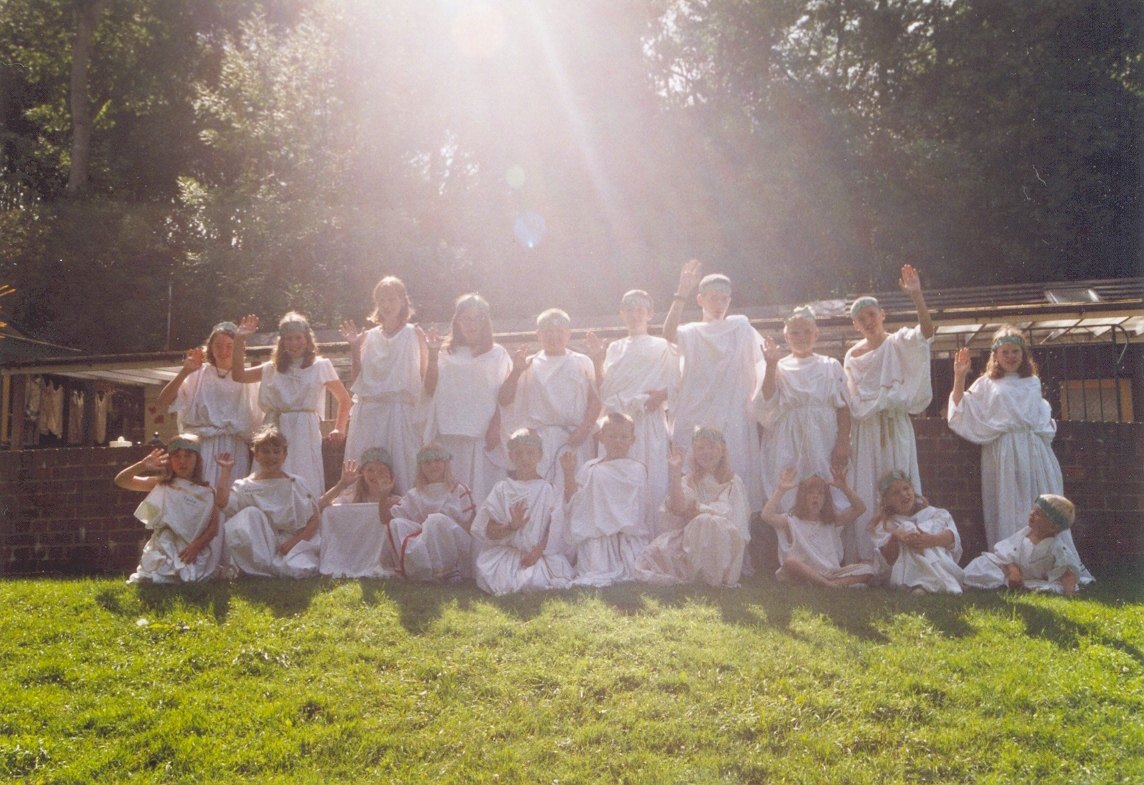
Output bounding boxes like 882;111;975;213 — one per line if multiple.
456;294;490;315
693;426;726;444
786;305;817;325
878;470;910;496
1034;495;1071;530
536;310;571;329
507;431;543;451
621;290;654;310
167;437;201;455
359;447;393;469
850;297;880;320
698;274;732;295
417;448;453;464
992;334;1027;352
212;321;238;336
279;319;309;335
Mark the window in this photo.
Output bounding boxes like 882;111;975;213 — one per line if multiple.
1059;379;1134;422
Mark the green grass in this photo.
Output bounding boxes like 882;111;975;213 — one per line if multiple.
1;568;1142;784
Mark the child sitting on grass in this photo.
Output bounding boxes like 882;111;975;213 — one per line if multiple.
964;494;1094;595
219;426;321;579
869;471;964;594
318;448;401;579
471;429;575;595
761;467;875;588
114;434;232;584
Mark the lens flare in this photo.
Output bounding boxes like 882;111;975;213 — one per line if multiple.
506;165;526;189
513;211;546;248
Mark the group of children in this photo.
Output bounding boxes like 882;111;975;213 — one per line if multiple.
119;262;1093;596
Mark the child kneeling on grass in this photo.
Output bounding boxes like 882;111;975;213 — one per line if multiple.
114;434;232;584
220;426;321;578
963;494;1094;595
761;466;875;588
317;447;401;579
869;471;964;594
471;429;575;595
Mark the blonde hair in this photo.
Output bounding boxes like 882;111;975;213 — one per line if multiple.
415;442;457;490
444;293;494;356
251;425;288;453
985;325;1038;379
868;477;929;533
368;276;413;326
689;433;733;484
271;311;318;372
790;476;835;524
351;459;394;502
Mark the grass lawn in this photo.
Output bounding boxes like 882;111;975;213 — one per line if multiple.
1;567;1141;784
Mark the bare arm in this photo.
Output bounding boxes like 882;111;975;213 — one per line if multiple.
318;461;359;511
177;506;219;564
662;259;702;344
339;321;364;386
831;406;851;472
213;453;234;510
760;467;797;530
664;445;695;519
498;344;532;406
566;386;601;449
831;469;866;528
156;349;203;410
230;315;264;384
326;378;352;436
1061;570;1078;596
951;347;971;407
423;328;441;396
560;451;579;504
277;505;322;554
759;336;781;402
900;264;934;340
113;450;164;492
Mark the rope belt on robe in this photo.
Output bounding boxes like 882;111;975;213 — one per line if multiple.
264;410;314;426
355;391;417;405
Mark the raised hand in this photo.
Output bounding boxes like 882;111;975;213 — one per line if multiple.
511;343;534;376
509;500;531;531
339;460;360;488
777;467;798;491
762;334;783;365
667;443;684;473
830;442;850;477
583;331;607;364
425;326;442;352
677;259;702;296
559;449;578;476
645;388;669;413
236;314;259;338
141;448;167;472
953;347;972;379
339;320;364;350
899;264;922;296
830;462;850;489
182;347;205;374
214;452;235;471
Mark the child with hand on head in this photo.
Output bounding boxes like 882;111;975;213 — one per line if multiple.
340;276;428;494
964;494;1094;595
760;467;874;588
114;434;232;583
584;290;679;536
633;427;750;587
470;429;576;595
499;308;600;491
157;321;262;486
317;447;402;579
560;412;651;587
230;311;352;500
382;443;477;583
219;426;322;578
423;293;513;505
948;326;1064;548
869;471;964;593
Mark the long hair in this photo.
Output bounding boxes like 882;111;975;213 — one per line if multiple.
415;446;458;490
350;464;394;502
688;436;733;484
868;479;929;533
368;276;413;327
270;311;318;372
985;325;1038;379
443;294;494;356
790;476;836;524
204;324;236;367
158;434;208;487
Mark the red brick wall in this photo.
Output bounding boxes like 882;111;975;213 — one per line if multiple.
2;422;1141;576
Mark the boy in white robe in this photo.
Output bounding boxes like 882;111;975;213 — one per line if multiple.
383;444;477;583
948;329;1065;548
585;290;680;536
844;264;935;563
471;430;576;595
663;260;763;508
220;426;321;579
754;306;851;511
561;413;650;587
964;494;1094;595
869;471;964;594
499;309;600;491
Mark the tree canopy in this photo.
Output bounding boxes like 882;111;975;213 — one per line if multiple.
1;0;1139;352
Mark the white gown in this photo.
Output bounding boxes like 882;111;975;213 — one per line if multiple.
632;473;750;587
343;324;424;494
562;457;650;587
774;515;876;582
964;526;1094;593
870;507;964;593
128;479;223;583
505;351;598;492
258;357;338;500
844;325;933;562
425;345;513;505
223;475;320;578
171;366;262;486
754;353;848;510
671;316;763;508
383;483;476;582
470;478;576;595
947;374;1064;547
597;335;680;536
318;502;393;579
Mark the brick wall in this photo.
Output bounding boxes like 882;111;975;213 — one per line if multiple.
2;421;1142;577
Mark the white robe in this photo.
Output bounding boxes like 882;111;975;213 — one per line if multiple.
563;457;650;587
128;479;223;583
171;366;262;486
671;316;763;508
632;473;750;587
470;478;576;595
754;353;848;510
425;345;513;505
343;324;424;494
383;483;476;582
964;526;1094;593
597;335;680;536
223;475;320;578
947;374;1064;548
318;503;393;579
844;325;933;562
871;507;963;593
258;358;338;500
774;515;876;582
506;351;598;491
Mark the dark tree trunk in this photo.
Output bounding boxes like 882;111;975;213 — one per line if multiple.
65;0;109;197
